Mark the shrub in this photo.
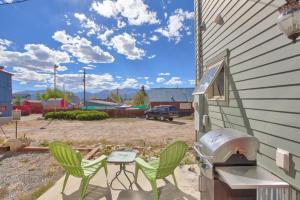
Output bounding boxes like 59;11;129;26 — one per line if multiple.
76;112;109;121
44;110;109;121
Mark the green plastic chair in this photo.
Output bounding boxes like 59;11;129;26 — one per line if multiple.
49;141;108;200
134;141;188;200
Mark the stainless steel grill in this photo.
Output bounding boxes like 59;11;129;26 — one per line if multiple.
196;128;259;163
195;128;259;200
194;128;289;200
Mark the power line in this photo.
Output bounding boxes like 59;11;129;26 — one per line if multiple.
83;68;86;107
0;0;30;6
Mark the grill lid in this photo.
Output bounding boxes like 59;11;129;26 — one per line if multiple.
198;128;259;163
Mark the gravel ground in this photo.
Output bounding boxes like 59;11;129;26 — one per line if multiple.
0;152;62;200
1;114;195;146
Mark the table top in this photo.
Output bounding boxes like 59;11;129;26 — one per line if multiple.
107;151;137;163
215;166;289;190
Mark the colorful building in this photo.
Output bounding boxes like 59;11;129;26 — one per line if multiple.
0;67;13;117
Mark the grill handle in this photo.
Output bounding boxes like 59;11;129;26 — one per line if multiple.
193;145;214;161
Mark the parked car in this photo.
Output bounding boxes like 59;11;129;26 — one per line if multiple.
144;105;177;121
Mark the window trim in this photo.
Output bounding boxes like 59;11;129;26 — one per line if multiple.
193;59;225;95
207;51;230;104
193;49;230;105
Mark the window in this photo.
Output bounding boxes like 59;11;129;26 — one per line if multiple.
0;105;6;112
193;58;227;101
207;67;225;99
194;59;224;95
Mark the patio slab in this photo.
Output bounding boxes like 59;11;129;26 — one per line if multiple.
38;164;200;200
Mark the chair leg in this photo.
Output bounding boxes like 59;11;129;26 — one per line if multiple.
150;180;159;200
62;173;69;193
103;162;108;177
80;178;90;200
134;164;139;183
172;172;179;191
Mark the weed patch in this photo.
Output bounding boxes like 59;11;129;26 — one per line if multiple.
16;181;54;200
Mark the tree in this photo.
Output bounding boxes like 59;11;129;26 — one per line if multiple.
13;96;22;106
110;92;122;103
36;93;42;100
40;88;71;103
132;91;145;106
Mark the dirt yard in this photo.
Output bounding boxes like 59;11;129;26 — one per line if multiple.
1;114;195;147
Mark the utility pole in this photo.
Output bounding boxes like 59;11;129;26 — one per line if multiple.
54;64;58;114
83;68;86;108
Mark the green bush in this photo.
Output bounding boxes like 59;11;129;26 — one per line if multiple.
44;110;109;121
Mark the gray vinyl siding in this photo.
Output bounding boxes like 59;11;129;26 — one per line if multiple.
200;0;300;197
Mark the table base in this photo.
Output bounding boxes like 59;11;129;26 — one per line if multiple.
110;163;135;190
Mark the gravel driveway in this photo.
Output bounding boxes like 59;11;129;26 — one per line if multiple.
1;114;195;146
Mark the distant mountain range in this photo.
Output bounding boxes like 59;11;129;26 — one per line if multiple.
76;88;139;100
13;88;139;100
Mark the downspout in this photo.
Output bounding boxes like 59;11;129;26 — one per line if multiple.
194;0;205;141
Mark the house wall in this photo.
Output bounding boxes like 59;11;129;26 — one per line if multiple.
0;72;12;117
198;0;300;197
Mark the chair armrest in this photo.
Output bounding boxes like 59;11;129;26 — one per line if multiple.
135;157;156;170
82;155;107;167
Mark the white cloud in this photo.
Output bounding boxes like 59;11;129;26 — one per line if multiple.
82;64;96;70
34;84;48;88
144;77;149;80
188;79;195;85
149;35;159;42
110;32;145;60
165;77;182;85
91;0;119;18
156;77;165;83
120;78;139;89
155;9;194;43
97;29;114;45
12;67;51;84
57;65;68;71
56;73;118;91
117;20;126;28
148;54;156;59
158;72;170;76
74;13;100;36
91;0;159;26
0;43;70;73
0;38;12;48
64;14;71;26
146;80;153;85
56;74;140;91
53;30;114;64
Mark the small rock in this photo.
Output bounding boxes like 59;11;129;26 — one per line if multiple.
146;147;152;151
188;166;196;173
4;139;23;152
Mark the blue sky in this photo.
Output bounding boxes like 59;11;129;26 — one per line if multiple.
0;0;195;92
